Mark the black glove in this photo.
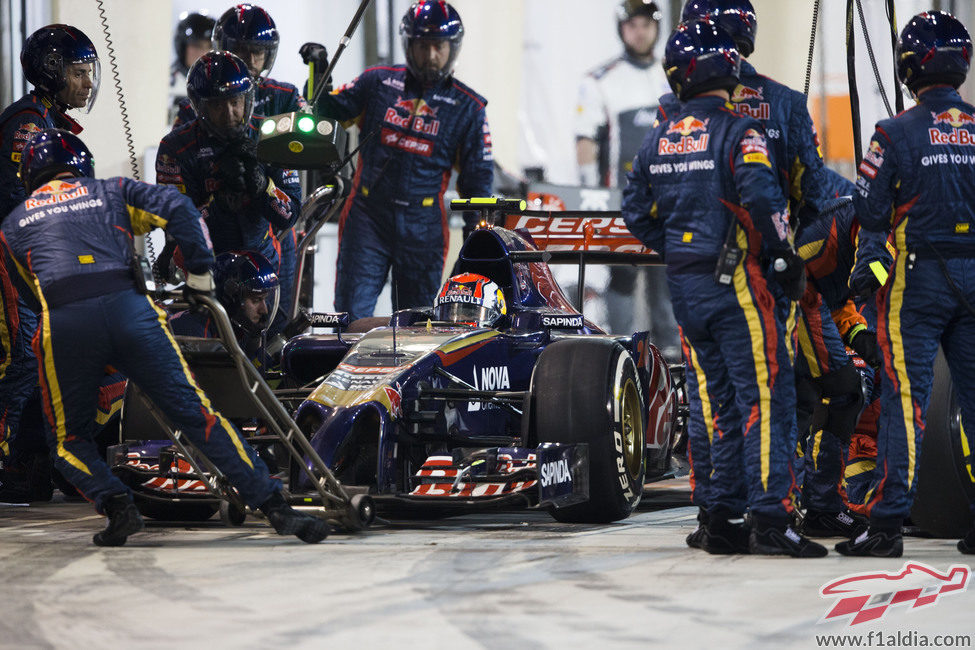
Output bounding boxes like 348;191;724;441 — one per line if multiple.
299;42;332;96
772;250;806;301
212;144;247;195
848;329;881;368
299;42;329;67
235;137;268;198
850;267;883;299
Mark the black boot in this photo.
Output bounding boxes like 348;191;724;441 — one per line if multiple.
685;508;709;549
259;491;330;544
835;525;903;557
750;518;828;557
800;508;869;538
958;526;975;554
93;493;145;547
703;516;751;554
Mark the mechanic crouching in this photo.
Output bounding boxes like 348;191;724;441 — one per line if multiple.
310;1;493;320
170;250;281;370
623;20;825;557
156;50;300;292
1;129;327;546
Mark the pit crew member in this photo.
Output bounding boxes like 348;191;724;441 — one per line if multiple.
156;51;300;283
0;24;99;473
170;250;280;369
1;128;328;546
168;11;214;124
623;19;825;557
837;11;975;558
312;1;493;320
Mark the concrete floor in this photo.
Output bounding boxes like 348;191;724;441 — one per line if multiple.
2;480;972;650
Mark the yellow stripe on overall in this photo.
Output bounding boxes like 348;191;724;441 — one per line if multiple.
687;341;715;446
34;284;90;475
886;218;918;489
733;226;775;489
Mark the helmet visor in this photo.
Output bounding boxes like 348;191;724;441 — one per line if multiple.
58;58;100;114
403;37;461;85
195;90;255;140
228;40;278;79
235;285;280;336
434;301;497;327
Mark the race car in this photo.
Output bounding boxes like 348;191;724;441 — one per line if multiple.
110;202;681;525
282;218;680;523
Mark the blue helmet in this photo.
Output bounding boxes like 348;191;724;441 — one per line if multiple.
174;12;215;75
896;11;972;94
214;251;280;337
400;1;464;86
18;128;94;194
664;19;741;101
681;0;757;57
186;50;255;140
213;4;279;79
21;24;100;113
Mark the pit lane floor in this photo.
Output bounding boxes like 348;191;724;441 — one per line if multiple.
1;479;972;650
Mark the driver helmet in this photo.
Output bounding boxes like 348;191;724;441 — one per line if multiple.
21;24;101;113
400;1;464;86
214;251;280;337
213;4;279;79
19;128;94;194
186;50;255;140
433;273;507;327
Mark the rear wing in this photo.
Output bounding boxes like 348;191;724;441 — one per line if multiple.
450;198;662;313
450;198;661;264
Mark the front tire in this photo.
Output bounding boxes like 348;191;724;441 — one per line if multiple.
532;339;646;523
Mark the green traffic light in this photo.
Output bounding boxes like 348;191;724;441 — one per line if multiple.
297;116;315;133
261;119;276;135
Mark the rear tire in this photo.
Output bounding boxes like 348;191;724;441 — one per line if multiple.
532;339;646;523
911;350;975;537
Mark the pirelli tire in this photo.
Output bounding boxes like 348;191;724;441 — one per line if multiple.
532;338;646;523
910;350;975;537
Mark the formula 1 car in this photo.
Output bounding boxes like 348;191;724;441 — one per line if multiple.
111;199;681;525
282;202;680;523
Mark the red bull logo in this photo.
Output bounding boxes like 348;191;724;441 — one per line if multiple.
864;139;886;167
665;116;709;136
932;107;975;128
731;84;764;102
392;96;439;117
930;108;975;146
660;116;710;155
819;562;970;626
732;85;770;120
385;96;441;135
